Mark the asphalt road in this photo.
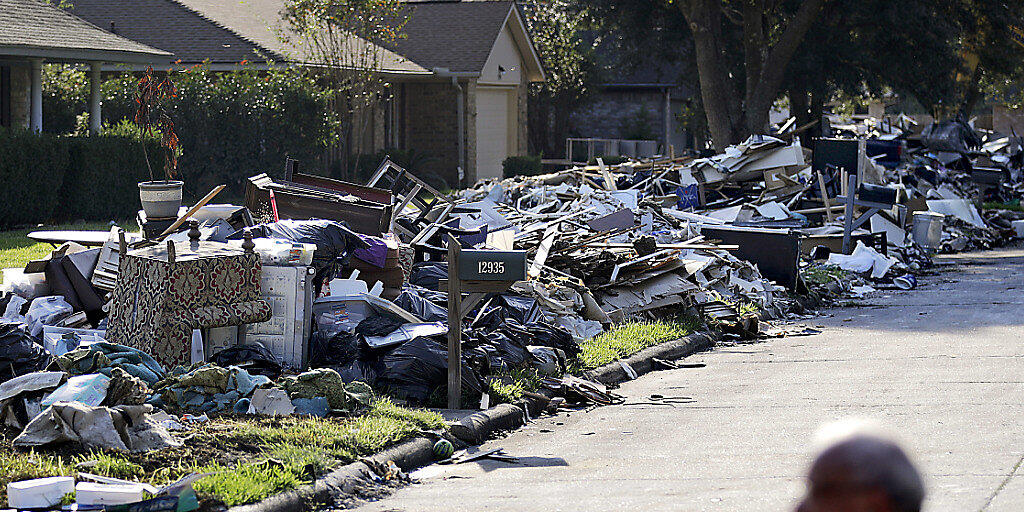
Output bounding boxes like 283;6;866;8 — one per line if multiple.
354;246;1024;512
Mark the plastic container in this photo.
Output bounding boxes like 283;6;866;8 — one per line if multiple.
7;476;75;509
42;326;106;356
912;211;944;252
75;482;148;506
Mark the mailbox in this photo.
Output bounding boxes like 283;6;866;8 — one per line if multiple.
457;250;527;282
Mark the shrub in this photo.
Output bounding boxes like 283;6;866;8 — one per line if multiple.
56;126;162;221
43;63;339;198
502;154;543;178
0;127;160;228
0;128;69;229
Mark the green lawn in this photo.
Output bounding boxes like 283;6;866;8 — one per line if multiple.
0;221;130;271
575;319;701;371
1;398;445;508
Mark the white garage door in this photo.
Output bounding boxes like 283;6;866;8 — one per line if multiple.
476;87;511;181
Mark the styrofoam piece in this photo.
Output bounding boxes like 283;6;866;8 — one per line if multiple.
75;482;148;506
7;476;75;509
1013;219;1024;238
329;277;368;296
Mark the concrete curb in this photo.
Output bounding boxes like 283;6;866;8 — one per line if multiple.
584;331;716;386
230;331;717;512
229;436;438;512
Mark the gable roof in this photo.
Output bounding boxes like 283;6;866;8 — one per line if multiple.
70;0;274;65
68;0;543;79
0;0;171;62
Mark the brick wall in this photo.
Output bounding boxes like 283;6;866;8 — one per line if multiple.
403;81;460;187
10;64;30;128
571;90;665;140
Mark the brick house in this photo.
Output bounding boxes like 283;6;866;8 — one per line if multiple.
0;0;169;133
69;0;546;187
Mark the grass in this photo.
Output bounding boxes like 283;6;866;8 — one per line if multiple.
1;399;446;508
487;368;542;403
0;220;129;271
802;264;854;286
982;200;1024;212
575;320;698;371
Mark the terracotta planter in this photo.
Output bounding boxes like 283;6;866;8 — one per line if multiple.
138;180;183;218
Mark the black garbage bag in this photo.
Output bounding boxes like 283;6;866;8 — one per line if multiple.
0;321;50;384
231;219;369;292
409;261;448;290
355;315;405;337
495;320;579;358
378;336;482;404
921;117;982;154
209;342;285;378
334;359;381;385
309;330;361;369
393;287;448;323
471;295;541;330
465;328;530;372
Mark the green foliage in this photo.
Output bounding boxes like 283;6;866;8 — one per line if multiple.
982;200;1023;212
522;0;600;155
802;264;854;286
501;154;542;178
0;127;159;228
586;155;627;166
576;321;692;371
619;108;656;141
43;63;339;198
191;461;302;507
337;147;438;185
0;128;69;229
487;368;541;403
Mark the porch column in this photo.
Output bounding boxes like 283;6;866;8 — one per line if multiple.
89;62;102;134
30;59;42;133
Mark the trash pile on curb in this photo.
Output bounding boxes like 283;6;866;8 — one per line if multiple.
2;113;1021;508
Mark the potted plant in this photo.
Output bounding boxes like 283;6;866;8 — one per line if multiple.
135;66;183;219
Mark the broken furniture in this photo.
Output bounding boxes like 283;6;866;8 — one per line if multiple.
105;231;272;369
837;174;903;254
27;231;112;248
245;174;393;236
700;225;802;289
366;158;478;253
206;265;316;369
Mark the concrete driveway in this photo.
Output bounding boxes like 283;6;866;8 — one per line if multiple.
354;247;1024;511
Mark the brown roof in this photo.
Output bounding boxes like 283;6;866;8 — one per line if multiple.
0;0;171;62
69;0;526;76
70;0;275;65
391;0;515;74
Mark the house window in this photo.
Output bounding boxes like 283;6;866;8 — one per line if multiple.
0;65;10;128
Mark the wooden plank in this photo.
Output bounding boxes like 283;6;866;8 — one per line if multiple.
446;234;463;410
528;225;559;279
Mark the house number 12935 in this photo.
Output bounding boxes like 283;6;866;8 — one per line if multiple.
477;261;505;274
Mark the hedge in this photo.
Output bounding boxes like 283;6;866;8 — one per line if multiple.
502;154;543;178
43;63;338;199
0;127;161;229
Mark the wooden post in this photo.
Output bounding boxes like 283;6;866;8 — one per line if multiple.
445;234;463;409
817;171;834;223
842;173;857;255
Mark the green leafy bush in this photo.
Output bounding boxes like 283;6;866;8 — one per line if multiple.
44;63;338;198
502;154;543;178
0;127;160;228
0;128;69;229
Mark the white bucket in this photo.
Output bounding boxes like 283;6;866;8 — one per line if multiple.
912;211;944;251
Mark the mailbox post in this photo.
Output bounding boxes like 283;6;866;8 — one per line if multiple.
444;234;526;409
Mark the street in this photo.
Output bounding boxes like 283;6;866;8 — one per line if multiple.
355;246;1024;512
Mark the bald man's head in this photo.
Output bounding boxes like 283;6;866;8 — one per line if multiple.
796;435;924;512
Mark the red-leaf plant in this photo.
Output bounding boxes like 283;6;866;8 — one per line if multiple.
134;66;180;182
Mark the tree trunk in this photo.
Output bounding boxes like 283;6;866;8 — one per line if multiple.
680;0;743;151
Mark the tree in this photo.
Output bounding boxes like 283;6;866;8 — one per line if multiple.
677;0;827;150
281;0;408;176
521;0;600;157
